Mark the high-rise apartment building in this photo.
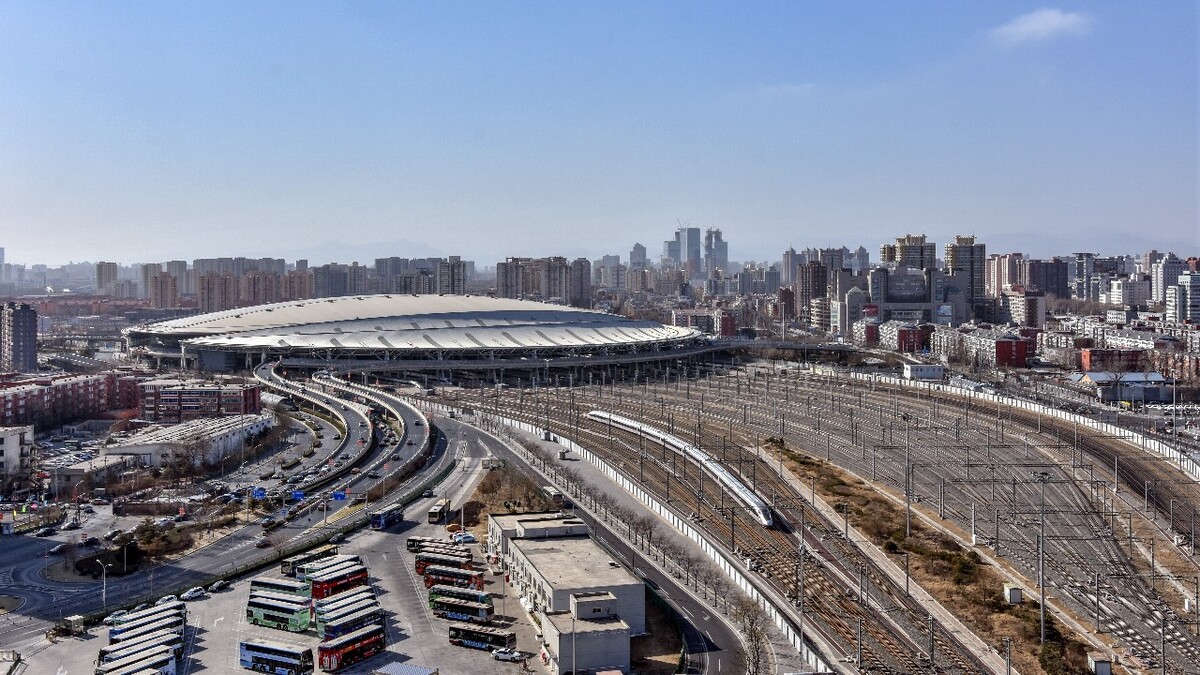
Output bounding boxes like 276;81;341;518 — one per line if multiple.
1151;254;1186;304
1018;259;1069;298
793;261;828;326
0;303;37;372
96;261;119;296
198;273;239;313
781;247;801;286
943;236;987;304
240;270;281;307
880;234;936;270
139;263;162;299
165;260;191;296
985;253;1022;298
148;272;180;309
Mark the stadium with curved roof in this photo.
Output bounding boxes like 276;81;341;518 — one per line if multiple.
127;294;708;375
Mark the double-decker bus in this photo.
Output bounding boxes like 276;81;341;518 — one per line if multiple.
315;598;380;627
428;584;492;606
303;559;360;582
542;486;568;508
431;596;493;624
447;623;516;651
414;552;473;574
405;536;443;552
238;639;314;675
414;543;473;562
317;623;386;671
427;499;449;523
93;644;177;675
296;555;362;582
249;590;312;608
314;588;375;615
112;601;186;626
109;615;185;642
368;503;405;530
246;597;312;632
317;606;385;641
98;630;183;664
280;543;339;576
249;576;311;598
423;565;484;591
310;565;369;600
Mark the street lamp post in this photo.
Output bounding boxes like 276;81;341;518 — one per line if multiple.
98;561;113;612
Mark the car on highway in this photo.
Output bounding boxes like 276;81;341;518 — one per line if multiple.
328;532;346;544
414;420;423;426
339;453;350;460
422;489;434;498
390;454;400;461
407;440;415;445
180;587;207;601
255;538;272;548
350;467;361;474
367;471;380;479
492;648;523;662
260;516;277;528
102;610;129;625
49;543;69;554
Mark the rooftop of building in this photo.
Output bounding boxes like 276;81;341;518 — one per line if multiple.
109;413;271;447
509;536;640;589
543;611;630;635
489;512;579;531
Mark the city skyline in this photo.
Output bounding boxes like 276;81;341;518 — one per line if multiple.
2;2;1196;266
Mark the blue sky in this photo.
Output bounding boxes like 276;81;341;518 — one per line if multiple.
1;2;1195;267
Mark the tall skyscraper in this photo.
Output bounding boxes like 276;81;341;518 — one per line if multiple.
96;261;119;295
944;235;986;304
629;243;648;270
781;247;800;286
985;253;1022;298
880;234;936;270
793;261;828;327
703;228;729;277
1151;254;1186;304
0;302;37;372
198;273;239;312
148;272;180;309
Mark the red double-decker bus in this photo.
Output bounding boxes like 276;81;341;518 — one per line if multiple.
423;565;484;591
310;564;369;600
317;623;386;671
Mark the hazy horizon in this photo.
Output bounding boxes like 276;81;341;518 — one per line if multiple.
3;3;1196;267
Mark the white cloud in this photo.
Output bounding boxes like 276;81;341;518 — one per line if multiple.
991;8;1092;47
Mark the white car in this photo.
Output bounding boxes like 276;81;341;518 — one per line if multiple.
101;610;128;625
155;594;178;605
492;648;523;662
180;587;206;601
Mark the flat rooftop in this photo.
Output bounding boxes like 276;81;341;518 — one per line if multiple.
489;512;580;530
510;536;640;590
543;611;629;635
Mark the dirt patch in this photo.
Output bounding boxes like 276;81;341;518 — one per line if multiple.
0;595;22;615
631;590;683;674
41;560;101;584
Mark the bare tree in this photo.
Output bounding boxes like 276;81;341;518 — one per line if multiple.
731;595;770;675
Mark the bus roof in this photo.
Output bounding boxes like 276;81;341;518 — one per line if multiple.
321;621;384;649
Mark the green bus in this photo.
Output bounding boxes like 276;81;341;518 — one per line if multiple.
246;597;312;632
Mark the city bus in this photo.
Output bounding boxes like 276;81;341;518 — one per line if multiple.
109;615;186;642
310;565;369;600
249;590;313;608
317;606;385;641
317;623;387;671
428;584;492;606
280;543;339;576
414;552;473;574
315;598;379;628
447;623;516;651
296;555;362;582
246;597;312;632
542;486;568;508
405;536;444;552
414;543;473;562
249;576;311;598
112;601;186;626
423;565;484;591
302;559;360;581
238;639;314;675
431;596;493;624
314;588;376;615
98;630;183;663
427;499;449;524
93;644;177;675
368;503;405;530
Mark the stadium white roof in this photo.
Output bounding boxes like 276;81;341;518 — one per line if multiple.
136;295;697;353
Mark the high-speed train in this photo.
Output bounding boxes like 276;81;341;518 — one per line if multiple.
587;410;774;527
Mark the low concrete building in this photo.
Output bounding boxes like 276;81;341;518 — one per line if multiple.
507;536;645;635
101;413;274;468
486;512;589;564
540;593;631;675
0;425;34;489
51;454;139;499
